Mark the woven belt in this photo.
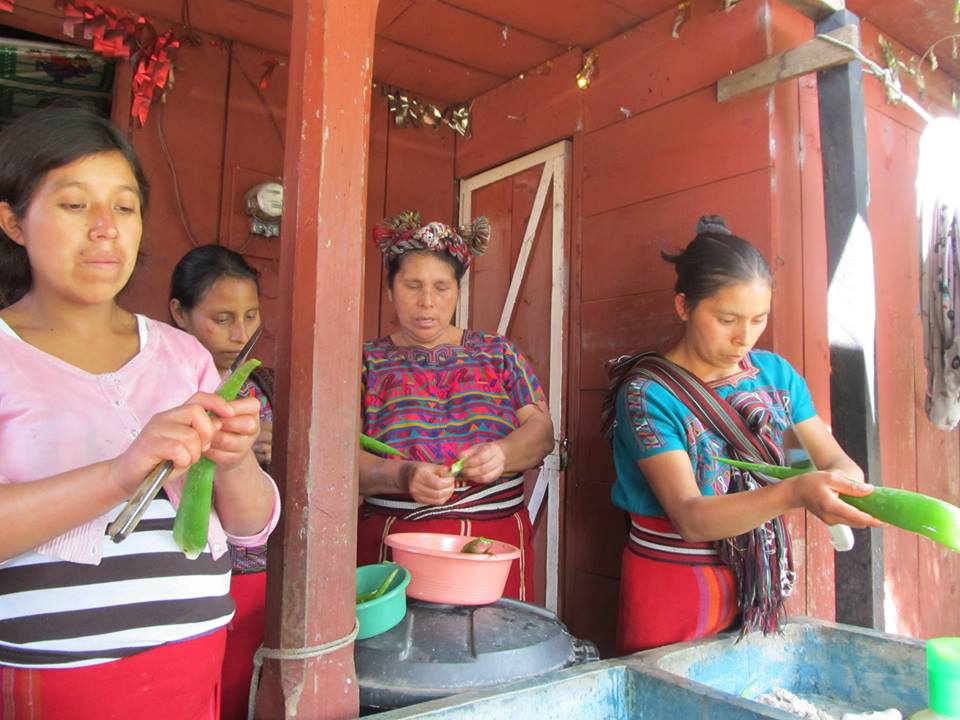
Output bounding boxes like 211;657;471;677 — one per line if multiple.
627;515;723;566
364;476;525;521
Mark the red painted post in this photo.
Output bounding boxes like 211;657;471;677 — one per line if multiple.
256;0;379;717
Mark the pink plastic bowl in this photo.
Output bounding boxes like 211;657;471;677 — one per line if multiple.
383;532;521;605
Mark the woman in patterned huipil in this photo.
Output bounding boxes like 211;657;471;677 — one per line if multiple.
358;211;555;601
169;245;273;720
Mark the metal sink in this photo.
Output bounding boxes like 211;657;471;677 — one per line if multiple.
368;618;927;719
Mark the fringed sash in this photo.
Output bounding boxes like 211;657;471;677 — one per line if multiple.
602;352;795;636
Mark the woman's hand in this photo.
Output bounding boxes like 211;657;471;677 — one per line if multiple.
455;442;506;485
253;420;273;467
107;392;231;495
204;396;261;470
400;462;456;505
788;471;881;528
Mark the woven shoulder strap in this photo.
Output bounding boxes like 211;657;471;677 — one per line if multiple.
603;352;777;465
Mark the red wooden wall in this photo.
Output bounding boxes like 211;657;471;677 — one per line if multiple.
859;22;960;640
450;0;845;655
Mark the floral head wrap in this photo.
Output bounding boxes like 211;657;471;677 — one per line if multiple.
372;210;490;269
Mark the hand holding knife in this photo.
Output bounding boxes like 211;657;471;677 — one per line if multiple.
107;327;263;543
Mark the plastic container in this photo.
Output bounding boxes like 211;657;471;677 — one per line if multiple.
384;532;520;605
356;563;411;640
923;637;960;718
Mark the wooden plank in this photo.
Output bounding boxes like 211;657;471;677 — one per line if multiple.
374;37;504;104
581;170;772;302
379;0;564;78
439;0;643;47
497;163;552;335
118;0;291;53
579;290;679;390
867;106;921;636
364;102;390;341
782;0;845;21
796;70;836;622
769;9;812;618
584;0;767;133
581;86;770;218
545;149;570;614
718;24;859;103
256;0;377;717
455;49;583;179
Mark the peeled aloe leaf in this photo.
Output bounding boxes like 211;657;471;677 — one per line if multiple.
173;358;262;559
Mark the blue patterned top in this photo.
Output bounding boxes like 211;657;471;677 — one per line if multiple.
610;350;816;516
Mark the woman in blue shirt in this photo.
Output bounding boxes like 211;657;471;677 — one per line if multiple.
603;215;880;654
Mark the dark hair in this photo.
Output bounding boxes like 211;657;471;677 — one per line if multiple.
661;215;773;310
170;244;260;310
0;106;150;309
386;249;466;288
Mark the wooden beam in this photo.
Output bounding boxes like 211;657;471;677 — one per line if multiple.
782;0;845;21
718;24;859;103
815;9;885;632
11;0;292;54
255;0;378;718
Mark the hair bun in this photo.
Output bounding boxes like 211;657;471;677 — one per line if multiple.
696;214;731;236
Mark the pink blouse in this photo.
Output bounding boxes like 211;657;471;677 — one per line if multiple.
0;316;280;565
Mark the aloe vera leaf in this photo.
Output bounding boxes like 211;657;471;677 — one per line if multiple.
173;457;216;559
173;358;262;559
360;433;404;457
841;487;960;553
712;456;807;480
450;458;465;476
461;537;494;554
356;566;401;603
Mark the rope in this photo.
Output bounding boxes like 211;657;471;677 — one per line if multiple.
246;618;360;720
816;33;934;124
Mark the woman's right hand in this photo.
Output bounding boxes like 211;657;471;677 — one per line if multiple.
106;393;234;496
788;471;882;528
400;462;456;506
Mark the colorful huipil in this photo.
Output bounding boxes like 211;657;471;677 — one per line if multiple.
359;330;545;600
609;350;815;653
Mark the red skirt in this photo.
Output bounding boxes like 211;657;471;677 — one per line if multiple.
0;629;226;720
220;572;267;720
357;509;535;602
616;515;739;655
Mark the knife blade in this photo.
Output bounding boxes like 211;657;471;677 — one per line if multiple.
106;326;263;543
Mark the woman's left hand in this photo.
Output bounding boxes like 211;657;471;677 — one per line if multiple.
204;396;261;470
455;442;506;485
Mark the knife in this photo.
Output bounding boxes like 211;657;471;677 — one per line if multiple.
107;326;263;543
780;425;854;552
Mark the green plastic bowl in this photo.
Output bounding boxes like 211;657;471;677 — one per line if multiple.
355;563;411;640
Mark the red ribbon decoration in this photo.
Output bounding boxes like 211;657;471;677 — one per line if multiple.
0;1;14;13
131;30;179;126
55;1;180;126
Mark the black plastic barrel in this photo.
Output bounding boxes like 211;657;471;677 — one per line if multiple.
356;598;599;714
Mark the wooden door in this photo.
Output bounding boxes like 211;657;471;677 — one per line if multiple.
457;141;571;611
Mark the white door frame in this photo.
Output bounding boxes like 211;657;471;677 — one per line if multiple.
457;140;570;612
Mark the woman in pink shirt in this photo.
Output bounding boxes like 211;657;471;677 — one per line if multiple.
0;107;280;720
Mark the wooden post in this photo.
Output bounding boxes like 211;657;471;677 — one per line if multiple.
256;0;379;717
815;9;885;631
